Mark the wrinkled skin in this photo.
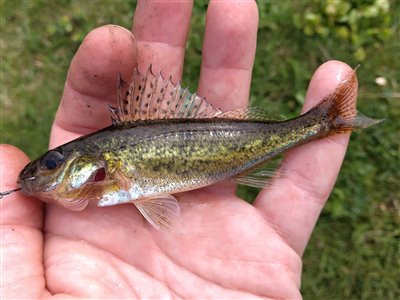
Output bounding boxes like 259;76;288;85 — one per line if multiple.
1;1;356;298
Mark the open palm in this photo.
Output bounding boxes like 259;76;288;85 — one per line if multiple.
1;1;355;298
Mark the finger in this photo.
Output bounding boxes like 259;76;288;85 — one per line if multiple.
197;0;258;110
196;0;257;194
0;145;47;297
133;0;193;81
50;25;138;148
254;61;354;255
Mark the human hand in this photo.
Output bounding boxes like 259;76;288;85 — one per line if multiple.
1;1;355;298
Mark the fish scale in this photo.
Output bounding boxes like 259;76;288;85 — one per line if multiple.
56;115;329;201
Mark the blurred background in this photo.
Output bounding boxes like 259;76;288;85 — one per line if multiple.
1;0;399;298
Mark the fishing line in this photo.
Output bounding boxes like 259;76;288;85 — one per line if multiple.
0;188;22;199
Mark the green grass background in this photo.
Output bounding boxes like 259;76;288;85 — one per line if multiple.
1;0;399;298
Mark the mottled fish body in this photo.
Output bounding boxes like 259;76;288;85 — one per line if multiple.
17;67;380;229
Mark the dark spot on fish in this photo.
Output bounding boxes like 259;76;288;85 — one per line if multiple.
145;103;149;108
138;85;142;91
227;144;237;151
147;93;151;98
157;98;161;103
153;108;157;112
178;169;191;177
150;82;154;88
170;91;173;96
136;95;140;101
124;109;128;114
126;91;129;96
160;88;164;93
123;100;128;104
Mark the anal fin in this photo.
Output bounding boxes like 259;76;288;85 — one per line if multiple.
232;159;282;188
133;194;180;230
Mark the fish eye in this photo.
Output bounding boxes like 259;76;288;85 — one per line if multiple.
41;150;64;170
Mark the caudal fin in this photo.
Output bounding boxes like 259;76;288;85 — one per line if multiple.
316;68;383;134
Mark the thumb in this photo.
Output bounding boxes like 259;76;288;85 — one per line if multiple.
0;145;47;297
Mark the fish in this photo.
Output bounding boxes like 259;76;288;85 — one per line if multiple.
14;66;380;229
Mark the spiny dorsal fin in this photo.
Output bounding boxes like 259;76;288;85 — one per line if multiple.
110;65;224;124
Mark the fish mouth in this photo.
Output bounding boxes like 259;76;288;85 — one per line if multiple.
17;175;35;187
18;160;38;182
18;176;36;183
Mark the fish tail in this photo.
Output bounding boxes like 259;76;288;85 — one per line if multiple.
316;68;383;134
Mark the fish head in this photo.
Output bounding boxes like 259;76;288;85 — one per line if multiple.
18;148;111;210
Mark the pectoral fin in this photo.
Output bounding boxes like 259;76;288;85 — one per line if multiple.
61;197;90;211
133;194;180;230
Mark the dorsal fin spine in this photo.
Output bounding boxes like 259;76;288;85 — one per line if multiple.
155;70;163;120
147;69;158;120
131;68;139;121
158;77;169;119
115;74;126;123
176;88;189;118
139;68;149;120
185;93;197;118
167;82;178;117
133;68;141;120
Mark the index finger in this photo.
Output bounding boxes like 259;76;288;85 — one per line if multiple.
50;25;138;148
132;0;193;81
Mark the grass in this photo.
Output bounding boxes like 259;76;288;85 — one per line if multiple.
1;1;399;298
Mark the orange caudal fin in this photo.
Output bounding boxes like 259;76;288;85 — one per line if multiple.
316;67;383;134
